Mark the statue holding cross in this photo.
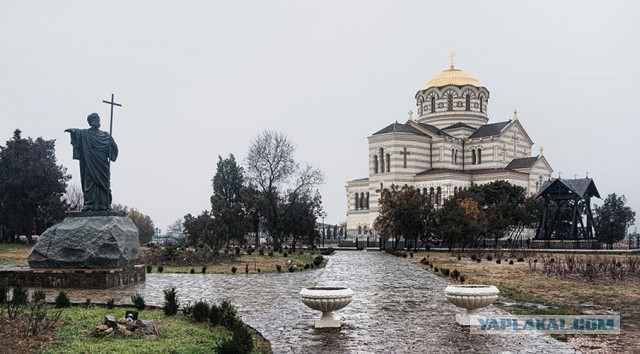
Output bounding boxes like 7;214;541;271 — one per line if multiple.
64;95;122;211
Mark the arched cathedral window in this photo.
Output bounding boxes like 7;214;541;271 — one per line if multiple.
365;192;370;209
479;95;484;113
379;148;385;173
472;149;476;164
465;95;471;111
436;187;442;204
477;148;482;164
373;155;379;174
431;96;436;113
355;193;359;210
447;94;453;111
386;153;391;172
358;225;362;235
429;187;435;204
359;192;365;210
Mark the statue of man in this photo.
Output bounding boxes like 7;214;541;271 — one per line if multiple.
65;113;118;211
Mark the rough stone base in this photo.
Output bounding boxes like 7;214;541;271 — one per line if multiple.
28;215;140;269
0;265;145;289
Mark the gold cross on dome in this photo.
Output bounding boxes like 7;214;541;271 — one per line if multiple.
449;50;455;69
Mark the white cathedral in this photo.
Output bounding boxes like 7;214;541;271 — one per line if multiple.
345;58;553;239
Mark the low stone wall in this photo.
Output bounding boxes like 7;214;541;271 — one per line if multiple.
0;265;146;289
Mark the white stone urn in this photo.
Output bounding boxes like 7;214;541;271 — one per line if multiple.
300;286;353;328
444;284;500;326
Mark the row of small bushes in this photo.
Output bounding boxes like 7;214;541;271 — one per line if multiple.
141;244;237;266
433;266;465;283
454;249;533;263
125;289;254;353
180;297;252;353
1;285;253;353
147;264;236;274
419;257;466;283
1;285;75;309
465;254;523;264
146;251;328;275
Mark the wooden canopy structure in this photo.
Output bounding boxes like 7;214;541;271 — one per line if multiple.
534;178;600;240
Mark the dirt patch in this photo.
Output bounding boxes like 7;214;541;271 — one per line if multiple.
0;316;64;354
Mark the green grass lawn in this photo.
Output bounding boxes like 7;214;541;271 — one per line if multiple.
41;306;269;353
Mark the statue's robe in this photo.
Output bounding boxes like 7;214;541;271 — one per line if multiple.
68;127;118;211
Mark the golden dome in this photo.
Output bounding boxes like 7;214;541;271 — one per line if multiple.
424;65;480;89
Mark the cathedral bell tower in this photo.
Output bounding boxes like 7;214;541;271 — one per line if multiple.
414;53;490;130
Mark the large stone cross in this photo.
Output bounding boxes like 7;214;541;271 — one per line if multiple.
102;93;122;136
400;147;410;168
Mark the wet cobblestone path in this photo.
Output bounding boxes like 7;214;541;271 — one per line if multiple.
58;251;577;353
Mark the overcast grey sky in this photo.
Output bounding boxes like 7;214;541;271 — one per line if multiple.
1;1;638;232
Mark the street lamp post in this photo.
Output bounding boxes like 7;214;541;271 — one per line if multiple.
321;213;326;248
609;215;616;250
434;204;443;248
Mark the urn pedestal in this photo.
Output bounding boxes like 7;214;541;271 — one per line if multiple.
444;284;499;326
300;287;353;328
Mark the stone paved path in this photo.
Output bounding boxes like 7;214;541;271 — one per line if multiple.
52;251;578;353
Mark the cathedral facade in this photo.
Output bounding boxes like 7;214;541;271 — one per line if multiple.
345;60;553;239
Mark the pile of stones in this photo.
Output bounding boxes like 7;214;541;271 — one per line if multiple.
95;314;158;338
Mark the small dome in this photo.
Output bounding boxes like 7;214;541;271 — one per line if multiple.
424;65;480;89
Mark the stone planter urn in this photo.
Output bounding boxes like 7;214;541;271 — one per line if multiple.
300;286;353;328
444;284;500;326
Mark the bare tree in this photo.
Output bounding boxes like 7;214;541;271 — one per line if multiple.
245;130;324;250
166;219;184;234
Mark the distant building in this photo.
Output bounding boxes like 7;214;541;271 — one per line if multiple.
346;58;553;239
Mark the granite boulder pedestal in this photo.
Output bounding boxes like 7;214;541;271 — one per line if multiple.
29;212;139;269
3;212;146;289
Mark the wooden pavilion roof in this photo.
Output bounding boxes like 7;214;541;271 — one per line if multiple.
535;178;600;200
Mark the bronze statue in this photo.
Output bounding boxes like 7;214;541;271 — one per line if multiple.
65;113;118;211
